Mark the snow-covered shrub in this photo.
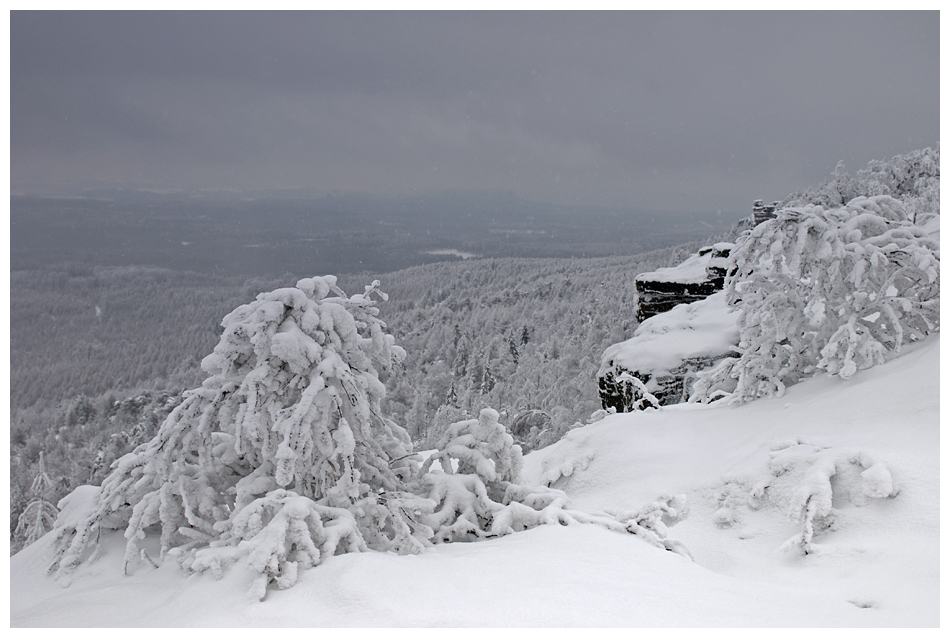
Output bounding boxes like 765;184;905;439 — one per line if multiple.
519;419;587;453
774;447;899;555
691;194;939;404
419;408;690;553
709;440;899;555
598;367;661;413
598;495;691;558
510;408;590;453
48;276;431;599
14;452;59;548
616;372;661;411
419;408;536;541
509;408;551;442
187;489;368;601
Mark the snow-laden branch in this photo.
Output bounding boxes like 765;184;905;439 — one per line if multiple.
691;194;938;405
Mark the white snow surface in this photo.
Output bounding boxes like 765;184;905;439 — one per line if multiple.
635;245;725;284
600;290;740;374
10;336;939;627
919;212;940;240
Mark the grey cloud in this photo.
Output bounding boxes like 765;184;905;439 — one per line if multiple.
10;11;939;212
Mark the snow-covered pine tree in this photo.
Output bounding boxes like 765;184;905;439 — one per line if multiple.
15;451;59;548
691;194;939;404
49;276;434;600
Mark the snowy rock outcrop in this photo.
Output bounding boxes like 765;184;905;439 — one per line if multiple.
602;146;939;412
633;242;734;323
598;290;740;411
599;241;739;412
752;199;782;226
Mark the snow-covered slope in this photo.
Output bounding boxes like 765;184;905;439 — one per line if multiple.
10;336;939;627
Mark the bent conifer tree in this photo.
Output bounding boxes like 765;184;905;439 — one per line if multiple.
50;276;433;599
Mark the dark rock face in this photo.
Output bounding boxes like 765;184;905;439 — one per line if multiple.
635;279;722;322
704;247;732;280
598;354;735;411
752;199;781;226
634;244;733;323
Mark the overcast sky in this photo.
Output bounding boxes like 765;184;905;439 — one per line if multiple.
10;11;940;214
